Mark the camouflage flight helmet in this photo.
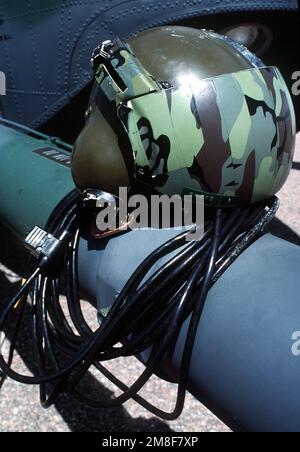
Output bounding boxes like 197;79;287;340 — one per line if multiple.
72;26;296;207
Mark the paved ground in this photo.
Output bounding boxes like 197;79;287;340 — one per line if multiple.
0;135;298;433
275;134;300;241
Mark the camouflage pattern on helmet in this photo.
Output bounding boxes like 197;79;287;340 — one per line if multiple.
95;39;296;207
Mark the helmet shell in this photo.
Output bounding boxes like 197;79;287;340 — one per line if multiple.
72;27;296;206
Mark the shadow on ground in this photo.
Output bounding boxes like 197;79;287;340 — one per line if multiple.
266;218;300;246
0;297;172;432
0;224;173;433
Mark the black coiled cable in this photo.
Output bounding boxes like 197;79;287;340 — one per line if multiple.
0;193;279;420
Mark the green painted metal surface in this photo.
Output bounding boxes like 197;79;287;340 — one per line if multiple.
0;124;75;239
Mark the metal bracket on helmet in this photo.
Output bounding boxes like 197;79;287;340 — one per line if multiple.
91;38;126;71
83;189;118;209
91;37;161;102
82;189;135;239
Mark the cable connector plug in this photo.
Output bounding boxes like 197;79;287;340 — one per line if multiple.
25;227;59;259
24;226;71;272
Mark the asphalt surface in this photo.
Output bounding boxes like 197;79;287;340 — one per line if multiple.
0;135;299;433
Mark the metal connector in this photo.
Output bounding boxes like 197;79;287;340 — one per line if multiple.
91;37;126;71
91;40;113;70
24;226;60;260
83;189;118;209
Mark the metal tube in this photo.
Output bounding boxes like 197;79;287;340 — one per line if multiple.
0;124;75;239
78;230;300;432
